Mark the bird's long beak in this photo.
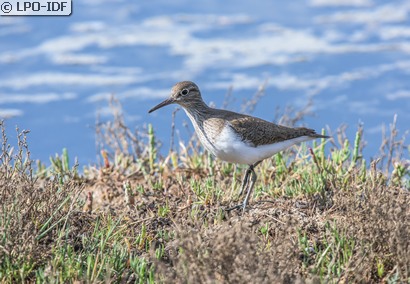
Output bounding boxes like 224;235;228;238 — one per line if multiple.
148;97;175;113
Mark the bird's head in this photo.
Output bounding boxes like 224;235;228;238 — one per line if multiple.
148;81;203;113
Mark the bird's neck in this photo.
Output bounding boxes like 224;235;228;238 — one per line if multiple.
182;99;212;121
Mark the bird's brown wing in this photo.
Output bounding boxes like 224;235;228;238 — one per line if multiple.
226;113;326;147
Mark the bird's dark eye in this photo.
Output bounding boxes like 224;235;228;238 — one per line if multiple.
180;89;189;96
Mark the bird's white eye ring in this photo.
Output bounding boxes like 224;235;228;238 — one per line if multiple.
181;89;189;96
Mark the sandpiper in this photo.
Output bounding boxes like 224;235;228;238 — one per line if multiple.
149;81;329;211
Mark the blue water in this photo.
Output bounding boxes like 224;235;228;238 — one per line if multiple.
1;0;409;165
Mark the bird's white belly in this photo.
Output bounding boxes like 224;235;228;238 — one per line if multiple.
213;126;314;165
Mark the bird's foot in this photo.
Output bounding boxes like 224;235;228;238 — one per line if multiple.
225;204;242;212
225;202;249;212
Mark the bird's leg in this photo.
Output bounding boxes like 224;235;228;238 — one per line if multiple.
241;165;257;212
226;165;253;211
226;161;261;212
238;166;252;196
